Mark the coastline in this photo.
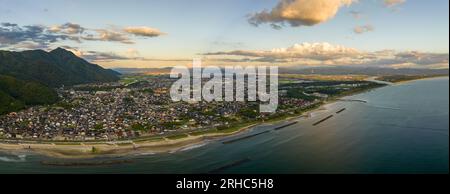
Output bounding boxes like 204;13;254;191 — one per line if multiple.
0;77;412;159
0;108;317;159
0;96;343;159
392;75;449;85
376;75;449;85
0;124;257;159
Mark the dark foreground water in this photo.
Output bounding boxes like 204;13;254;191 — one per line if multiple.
1;77;448;173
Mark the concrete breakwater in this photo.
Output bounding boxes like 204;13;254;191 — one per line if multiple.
336;108;346;114
313;115;334;126
274;121;299;131
41;159;133;167
222;131;271;144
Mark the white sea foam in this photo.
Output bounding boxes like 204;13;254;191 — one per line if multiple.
179;142;207;152
0;154;27;162
135;152;156;156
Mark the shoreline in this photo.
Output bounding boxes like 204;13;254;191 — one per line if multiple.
0;123;258;159
0;104;322;159
1;76;433;159
376;75;449;85
0;96;342;159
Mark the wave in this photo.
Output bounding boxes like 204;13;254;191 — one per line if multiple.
135;152;156;156
179;143;208;152
0;154;27;163
367;104;402;111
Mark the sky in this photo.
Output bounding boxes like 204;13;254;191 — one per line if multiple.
0;0;449;69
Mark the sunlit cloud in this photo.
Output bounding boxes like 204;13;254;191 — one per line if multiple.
0;23;71;49
205;42;361;60
82;29;134;44
349;10;363;19
60;46;190;65
48;22;84;34
124;26;166;37
62;47;140;62
383;0;406;7
203;42;449;69
0;22;165;49
248;0;357;29
353;24;374;34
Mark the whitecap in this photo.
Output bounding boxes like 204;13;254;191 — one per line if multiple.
179;143;207;152
0;154;27;162
135;152;156;156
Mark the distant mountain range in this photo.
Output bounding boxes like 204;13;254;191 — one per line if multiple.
279;66;449;76
114;67;173;75
0;48;120;87
114;66;449;76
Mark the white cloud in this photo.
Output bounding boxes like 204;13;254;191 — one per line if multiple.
48;23;84;34
124;26;166;37
205;42;360;60
349;11;363;19
383;0;406;7
82;29;134;44
61;46;140;62
11;41;46;50
125;48;140;58
248;0;358;28
204;42;449;69
353;24;374;34
1;22;167;49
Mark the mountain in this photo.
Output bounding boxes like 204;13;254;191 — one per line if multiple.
0;48;120;87
278;66;449;76
115;66;449;76
114;67;173;75
0;75;58;115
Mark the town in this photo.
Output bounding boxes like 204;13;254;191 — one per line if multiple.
170;64;279;113
0;75;384;142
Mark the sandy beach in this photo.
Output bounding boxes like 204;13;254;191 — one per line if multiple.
0;103;325;159
0;79;395;159
0;123;258;159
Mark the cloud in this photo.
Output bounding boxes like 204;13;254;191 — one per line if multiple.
82;29;134;44
125;48;140;58
393;51;449;66
353;24;374;34
61;46;190;64
1;22;165;49
48;22;84;34
349;11;363;19
124;26;166;37
13;41;47;50
205;42;361;60
82;26;165;43
1;22;18;27
248;0;357;29
60;46;136;62
0;23;70;49
383;0;406;7
81;51;132;62
203;42;449;69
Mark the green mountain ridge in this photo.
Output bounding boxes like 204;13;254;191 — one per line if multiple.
0;48;120;115
0;75;58;115
0;48;120;87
